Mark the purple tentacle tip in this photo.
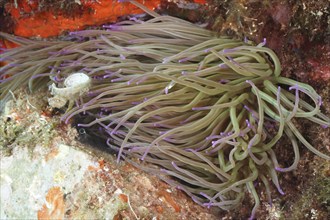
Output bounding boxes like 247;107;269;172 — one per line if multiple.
278;188;285;195
275;167;284;172
185;148;195;153
120;54;126;60
258;38;267;47
317;96;323;107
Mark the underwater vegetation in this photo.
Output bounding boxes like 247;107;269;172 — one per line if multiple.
0;1;329;219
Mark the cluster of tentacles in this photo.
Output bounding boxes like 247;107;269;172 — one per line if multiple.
0;1;329;218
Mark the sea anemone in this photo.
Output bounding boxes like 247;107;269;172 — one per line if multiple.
0;1;329;218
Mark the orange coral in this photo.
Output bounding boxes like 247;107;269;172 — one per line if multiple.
4;0;205;38
4;0;160;38
37;187;65;220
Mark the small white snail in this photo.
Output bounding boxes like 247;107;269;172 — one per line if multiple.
48;72;91;109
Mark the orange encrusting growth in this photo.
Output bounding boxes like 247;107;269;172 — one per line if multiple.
4;0;206;38
118;193;129;203
158;190;181;212
44;147;60;162
194;0;207;3
0;38;18;49
0;39;19;67
37;187;65;220
5;0;160;38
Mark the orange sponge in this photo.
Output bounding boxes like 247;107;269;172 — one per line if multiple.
4;0;206;38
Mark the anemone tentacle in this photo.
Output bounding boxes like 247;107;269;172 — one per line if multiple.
0;1;329;218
